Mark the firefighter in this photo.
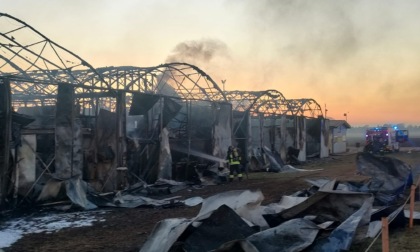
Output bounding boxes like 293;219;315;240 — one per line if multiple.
227;146;242;182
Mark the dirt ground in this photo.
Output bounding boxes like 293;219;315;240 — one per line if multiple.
3;148;420;252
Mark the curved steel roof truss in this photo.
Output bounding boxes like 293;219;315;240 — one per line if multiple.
0;12;106;87
1;13;323;116
286;98;323;118
225;89;288;116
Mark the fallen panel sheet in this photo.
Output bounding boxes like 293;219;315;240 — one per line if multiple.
183;196;203;207
310;197;373;251
65;178;97;210
371;204;406;229
129;93;160;115
262;195;308;215
404;210;420;219
113;194;182;208
140;190;266;252
36;178;97;210
197;190;264;219
356;152;413;203
184;205;257;252
366;221;382;238
88;191;196;209
213;239;259;252
263;191;373;227
140;218;192;252
246;218;320;252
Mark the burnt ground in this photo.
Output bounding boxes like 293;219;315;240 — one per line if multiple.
3;148;420;252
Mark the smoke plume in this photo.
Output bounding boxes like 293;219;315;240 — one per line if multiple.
166;38;229;64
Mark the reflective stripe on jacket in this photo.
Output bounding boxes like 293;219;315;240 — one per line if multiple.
228;153;241;165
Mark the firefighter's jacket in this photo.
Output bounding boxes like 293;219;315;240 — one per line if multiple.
227;149;241;165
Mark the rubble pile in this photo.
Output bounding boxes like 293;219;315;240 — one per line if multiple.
141;153;413;252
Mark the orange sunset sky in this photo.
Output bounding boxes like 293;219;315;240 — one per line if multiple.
3;0;420;126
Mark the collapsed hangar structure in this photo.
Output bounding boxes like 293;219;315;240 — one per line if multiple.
226;90;329;171
0;12;328;208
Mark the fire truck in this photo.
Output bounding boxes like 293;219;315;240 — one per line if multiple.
364;126;408;153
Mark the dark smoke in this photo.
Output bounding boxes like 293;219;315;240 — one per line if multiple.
166;39;229;64
226;0;416;99
236;0;362;67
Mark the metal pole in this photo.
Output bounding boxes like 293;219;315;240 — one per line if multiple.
410;184;416;228
381;217;389;252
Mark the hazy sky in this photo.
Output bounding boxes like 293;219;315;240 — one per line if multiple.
3;0;420;126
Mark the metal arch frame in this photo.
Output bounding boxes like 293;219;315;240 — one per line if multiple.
69;63;227;102
0;12;107;87
286;98;323;118
0;12;323;117
155;62;227;102
224;89;288;116
5;63;227;106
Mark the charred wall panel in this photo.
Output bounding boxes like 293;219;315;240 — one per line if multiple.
162;97;182;128
158;128;172;179
16;134;36;194
320;119;330;158
296;116;308;161
257;117;286;162
250;115;263;152
127;92;160;181
73;119;83;175
284;116;306;162
187;101;214;156
246;111;252;163
129;93;160;116
296;116;306;162
55;84;82;179
266;117;283;157
126;117;155;183
284;116;296;149
88;109;117;191
17;106;55;129
0;78;12;206
278;116;287;161
126;95;161;183
262;120;272;152
306;118;321;158
116;91;126;167
128;95;181;183
213;103;232;163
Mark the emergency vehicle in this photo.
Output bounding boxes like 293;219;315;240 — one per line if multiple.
364;126;408;153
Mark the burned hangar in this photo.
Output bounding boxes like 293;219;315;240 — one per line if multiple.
0;12;329;208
